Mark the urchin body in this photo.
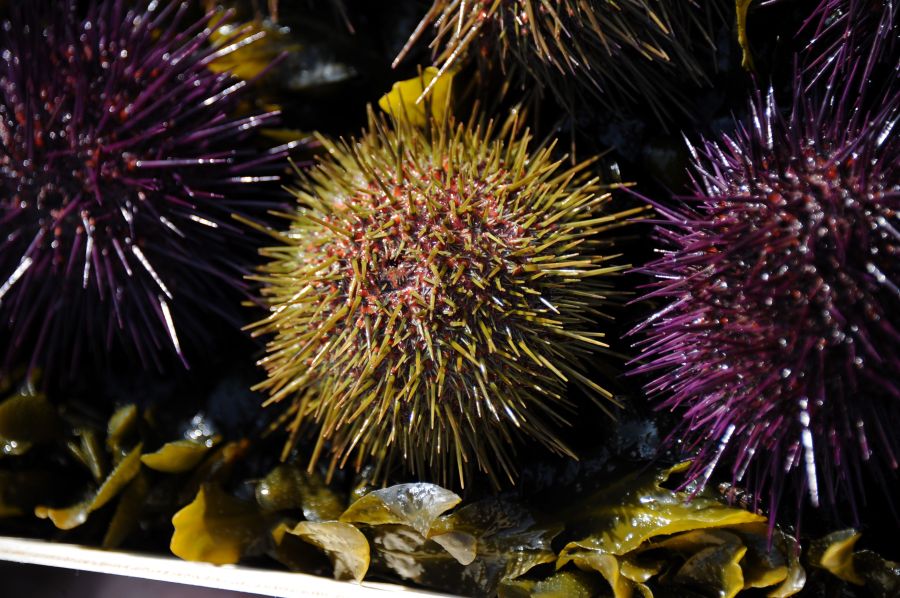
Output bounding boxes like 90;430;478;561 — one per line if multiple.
632;88;900;518
0;1;286;374
254;110;635;485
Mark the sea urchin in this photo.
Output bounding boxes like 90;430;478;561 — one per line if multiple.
253;106;640;486
0;0;291;375
395;0;723;118
630;84;900;521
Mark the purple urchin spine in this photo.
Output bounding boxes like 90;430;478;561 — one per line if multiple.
629;79;900;524
0;0;295;376
800;0;898;94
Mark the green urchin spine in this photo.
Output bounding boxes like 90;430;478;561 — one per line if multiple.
251;107;642;486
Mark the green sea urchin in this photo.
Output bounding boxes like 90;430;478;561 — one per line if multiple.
395;0;724;118
252;107;640;486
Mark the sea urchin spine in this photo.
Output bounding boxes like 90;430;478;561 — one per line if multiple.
0;0;293;376
800;0;898;95
252;106;641;486
630;82;900;522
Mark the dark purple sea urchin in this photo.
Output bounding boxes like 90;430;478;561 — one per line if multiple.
630;84;900;521
252;107;640;486
0;1;291;375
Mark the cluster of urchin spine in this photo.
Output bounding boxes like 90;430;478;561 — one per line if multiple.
395;0;724;118
0;0;291;375
630;80;899;518
251;107;639;486
802;0;898;94
624;0;900;523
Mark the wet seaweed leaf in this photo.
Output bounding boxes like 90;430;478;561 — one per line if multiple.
727;523;805;596
377;67;453;127
67;428;107;482
0;436;30;457
670;534;747;598
429;530;477;566
854;552;900;597
170;483;269;565
810;529;864;584
141;438;219;474
367;497;558;596
559;550;654;598
34;443;143;530
0;389;62;445
736;0;755;70
554;464;803;598
811;530;900;595
557;464;765;559
340;483;460;537
368;524;465;586
268;521;332;574
334;470;801;596
106;404;139;456
280;520;370;582
501;570;606;598
436;499;559;581
179;439;251;504
103;470;151;548
208;15;300;82
256;464;345;521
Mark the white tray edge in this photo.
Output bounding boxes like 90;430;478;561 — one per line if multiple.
0;536;456;598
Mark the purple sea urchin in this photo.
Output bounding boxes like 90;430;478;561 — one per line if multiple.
395;0;723;118
630;84;900;521
0;1;291;375
252;107;640;486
